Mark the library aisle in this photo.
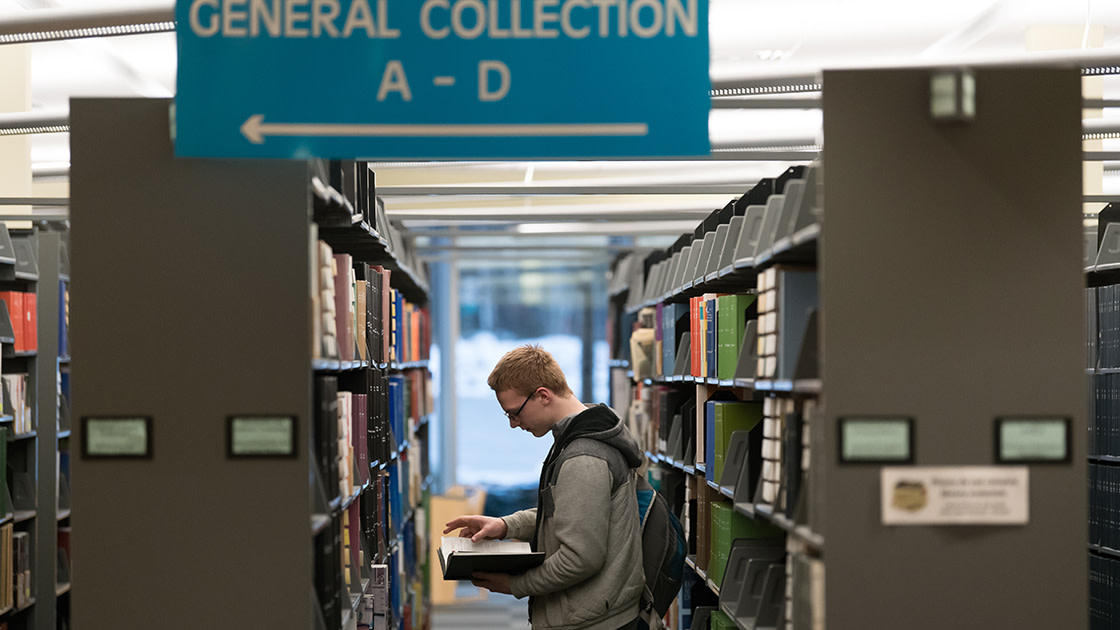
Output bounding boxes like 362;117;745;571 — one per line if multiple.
432;584;528;630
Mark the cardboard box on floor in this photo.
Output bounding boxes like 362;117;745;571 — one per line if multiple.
430;485;489;605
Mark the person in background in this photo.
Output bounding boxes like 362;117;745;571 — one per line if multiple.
444;344;646;630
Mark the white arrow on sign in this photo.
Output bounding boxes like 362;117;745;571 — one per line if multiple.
240;114;648;144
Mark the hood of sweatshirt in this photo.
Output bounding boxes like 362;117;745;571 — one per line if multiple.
548;403;643;471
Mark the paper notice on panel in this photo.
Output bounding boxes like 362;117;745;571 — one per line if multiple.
881;466;1029;525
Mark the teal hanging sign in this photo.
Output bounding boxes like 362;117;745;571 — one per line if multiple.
174;0;711;159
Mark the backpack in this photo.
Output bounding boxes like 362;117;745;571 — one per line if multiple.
635;472;687;630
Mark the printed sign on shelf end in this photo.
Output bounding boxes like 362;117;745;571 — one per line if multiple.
174;0;711;159
881;466;1029;526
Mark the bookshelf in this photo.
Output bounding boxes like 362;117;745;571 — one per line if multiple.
0;223;73;630
68;98;433;630
1087;206;1120;628
610;67;1086;630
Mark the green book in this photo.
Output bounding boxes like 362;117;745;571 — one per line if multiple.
711;500;784;588
716;294;756;380
712;401;763;483
710;610;735;630
709;501;730;587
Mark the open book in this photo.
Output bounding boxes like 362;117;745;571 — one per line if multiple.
437;536;545;581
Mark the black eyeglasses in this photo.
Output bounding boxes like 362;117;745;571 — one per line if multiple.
505;389;537;421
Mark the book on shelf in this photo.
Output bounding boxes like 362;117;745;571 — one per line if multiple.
378;267;392;363
315;240;339;360
716;294;758;381
0;292;26;353
437;536;545;580
690;296;703;378
336;390;354;498
702;392;742;478
356;278;368;362
313;516;342;628
333;253;355;362
704;293;718;378
0;522;10;611
13;530;28;608
709;502;783;588
314;375;340;501
712;401;764;484
354;393;369;485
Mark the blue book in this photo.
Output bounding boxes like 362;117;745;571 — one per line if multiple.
388;374;405;451
394;290;405;362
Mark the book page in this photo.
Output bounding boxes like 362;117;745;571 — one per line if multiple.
440;536;532;554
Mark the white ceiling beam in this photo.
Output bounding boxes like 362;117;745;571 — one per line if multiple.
0;2;174;44
380;184;749;196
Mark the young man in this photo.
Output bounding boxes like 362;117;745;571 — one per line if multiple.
444;345;646;630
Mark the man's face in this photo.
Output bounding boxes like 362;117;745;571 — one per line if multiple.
496;388;549;437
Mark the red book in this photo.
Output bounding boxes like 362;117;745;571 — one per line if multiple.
0;292;24;353
333;254;353;361
24;293;36;352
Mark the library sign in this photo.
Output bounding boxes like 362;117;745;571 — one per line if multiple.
173;0;710;159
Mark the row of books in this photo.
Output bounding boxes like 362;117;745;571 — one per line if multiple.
1090;373;1120;457
316;463;428;629
0;521;36;615
625;381;809;509
314;512;345;628
388;371;433;456
1090;462;1120;551
3;374;30;436
315;161;427;294
1092;284;1120;370
312;234;431;367
688;293;757;381
1090;552;1120;630
0;291;37;354
636;279;817;387
755;267;817;381
758;396;811;518
314;366;433;505
707;502;783;588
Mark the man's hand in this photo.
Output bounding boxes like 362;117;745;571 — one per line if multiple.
471;571;512;595
443;515;509;542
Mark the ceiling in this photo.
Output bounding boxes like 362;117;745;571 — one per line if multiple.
2;0;1119;261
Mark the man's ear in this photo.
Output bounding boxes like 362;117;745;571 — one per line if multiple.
536;387;555;405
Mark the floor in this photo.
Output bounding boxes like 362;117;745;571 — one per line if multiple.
431;583;530;630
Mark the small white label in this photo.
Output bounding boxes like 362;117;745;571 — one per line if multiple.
881;466;1029;525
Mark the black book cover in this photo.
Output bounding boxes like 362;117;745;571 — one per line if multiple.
437;540;545;581
314;376;339;500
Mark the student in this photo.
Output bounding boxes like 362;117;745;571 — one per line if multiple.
444;344;646;630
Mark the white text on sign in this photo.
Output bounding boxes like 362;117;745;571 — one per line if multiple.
375;60;510;102
187;0;699;40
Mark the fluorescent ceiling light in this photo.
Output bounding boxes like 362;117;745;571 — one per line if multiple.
517;221;698;235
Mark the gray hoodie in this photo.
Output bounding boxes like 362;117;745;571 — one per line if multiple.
503;404;646;630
